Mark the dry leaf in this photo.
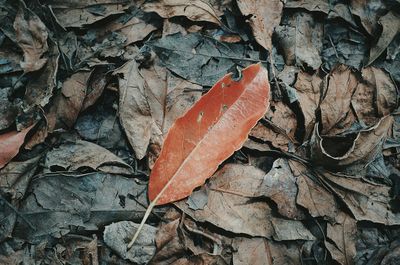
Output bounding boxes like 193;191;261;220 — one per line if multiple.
320;65;358;134
350;0;386;35
236;0;283;51
310;115;393;169
0;125;34;169
13;6;48;72
143;0;222;25
149;64;270;205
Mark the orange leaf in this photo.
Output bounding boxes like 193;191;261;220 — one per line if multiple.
149;63;270;205
0;125;34;169
128;63;270;248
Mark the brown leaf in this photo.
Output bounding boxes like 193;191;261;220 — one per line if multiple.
325;212;357;265
116;60;202;160
260;159;307;220
176;164;314;240
13;6;48;73
275;12;323;70
236;0;283;51
0;87;18;131
310;116;393;170
47;71;89;130
250;101;297;151
24;42;59;108
322;171;400;225
289;160;340;221
44;140;133;175
352;67;397;126
368;11;400;65
148;64;270;205
143;0;222;25
293;71;323;139
320;65;358;134
0;125;34;169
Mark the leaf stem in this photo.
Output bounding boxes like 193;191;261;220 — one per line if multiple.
127;200;156;249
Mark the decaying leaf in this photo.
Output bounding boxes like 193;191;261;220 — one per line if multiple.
143;0;222;25
13;6;48;73
350;0;386;35
236;0;283;51
0;125;34;169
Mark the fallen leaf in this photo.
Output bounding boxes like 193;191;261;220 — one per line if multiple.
103;221;157;264
236;0;283;51
321;170;400;225
0;125;34;169
143;0;222;25
0;87;18;130
44;140;133;175
368;11;400;65
23;42;59;108
293;71;323;140
116;59;202;160
260;159;307;220
289;160;340;221
275;12;323;70
325;212;357;265
352;67;397;126
320;65;358;134
176;164;314;240
310;115;393;170
13;6;48;72
149;64;270;205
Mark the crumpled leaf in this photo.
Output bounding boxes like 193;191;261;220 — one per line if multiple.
236;0;283;51
143;0;222;25
275;12;323;70
149;64;270;205
104;221;156;264
148;32;260;86
44;140;133;175
368;11;400;65
310;115;393;171
176;164;314;240
0;125;34;169
320;65;358;135
13;6;48;73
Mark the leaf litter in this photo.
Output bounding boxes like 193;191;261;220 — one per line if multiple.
0;0;399;264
